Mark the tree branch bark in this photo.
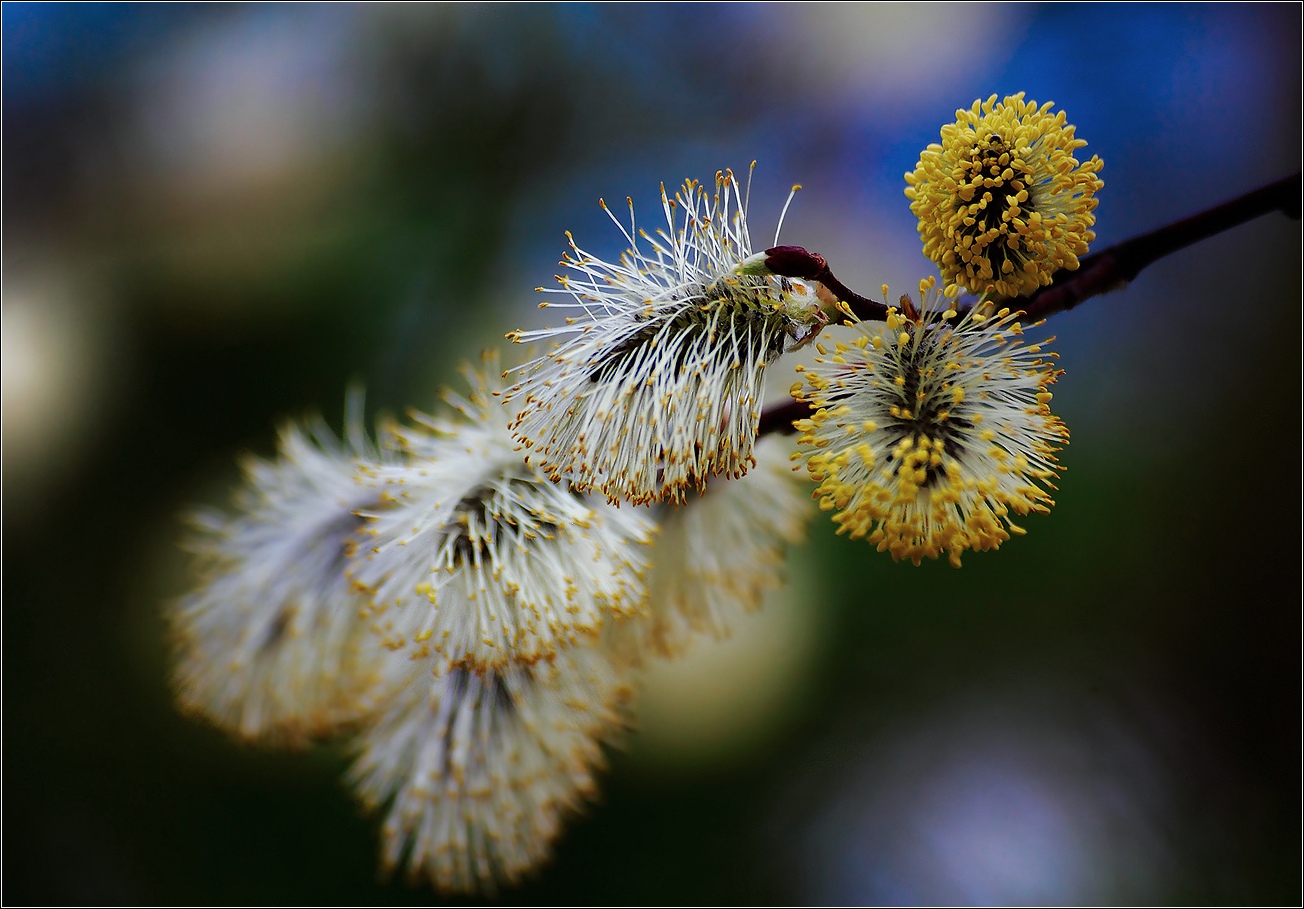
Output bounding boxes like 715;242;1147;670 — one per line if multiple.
758;171;1302;438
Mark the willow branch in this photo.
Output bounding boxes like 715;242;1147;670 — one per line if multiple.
1019;171;1300;322
756;398;807;437
758;171;1302;438
761;245;888;321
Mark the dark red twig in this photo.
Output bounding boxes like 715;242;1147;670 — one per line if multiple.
1019;171;1300;322
762;245;888;321
756;398;807;437
758;171;1302;438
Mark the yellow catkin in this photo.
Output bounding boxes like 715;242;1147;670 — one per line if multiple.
793;277;1069;567
904;93;1104;299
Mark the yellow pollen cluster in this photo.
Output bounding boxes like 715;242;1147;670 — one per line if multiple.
795;278;1068;567
905;93;1104;299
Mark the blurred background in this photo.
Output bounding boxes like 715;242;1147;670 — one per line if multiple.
4;3;1299;903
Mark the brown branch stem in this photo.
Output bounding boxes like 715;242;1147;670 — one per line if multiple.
758;171;1302;438
1019;171;1300;322
761;245;888;321
756;398;807;437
